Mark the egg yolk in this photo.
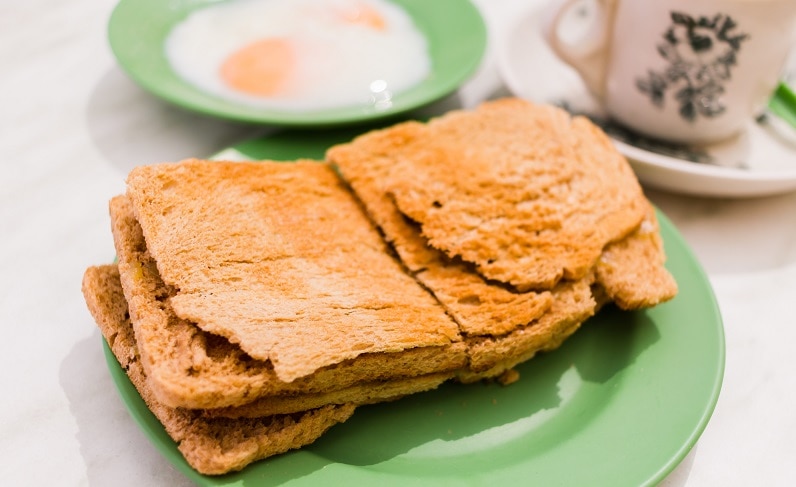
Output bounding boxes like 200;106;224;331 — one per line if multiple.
219;38;294;97
337;2;385;30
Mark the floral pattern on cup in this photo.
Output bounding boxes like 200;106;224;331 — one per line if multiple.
636;12;749;122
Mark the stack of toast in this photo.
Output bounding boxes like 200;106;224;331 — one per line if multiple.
82;99;677;475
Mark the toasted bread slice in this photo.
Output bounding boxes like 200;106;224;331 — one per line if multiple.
328;100;675;377
81;265;356;475
110;189;466;410
328;98;648;291
124;160;462;384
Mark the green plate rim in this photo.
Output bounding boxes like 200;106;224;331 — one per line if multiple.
102;131;725;486
107;0;487;127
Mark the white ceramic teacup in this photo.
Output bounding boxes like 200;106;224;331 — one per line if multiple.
542;0;796;145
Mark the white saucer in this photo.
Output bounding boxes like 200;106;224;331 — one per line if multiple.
496;3;796;198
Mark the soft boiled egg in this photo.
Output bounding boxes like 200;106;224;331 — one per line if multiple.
164;0;431;112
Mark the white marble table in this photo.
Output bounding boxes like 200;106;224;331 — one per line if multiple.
2;1;795;485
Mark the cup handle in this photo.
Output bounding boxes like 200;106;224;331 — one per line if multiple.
541;0;616;101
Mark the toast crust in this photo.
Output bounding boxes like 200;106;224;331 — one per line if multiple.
82;265;356;476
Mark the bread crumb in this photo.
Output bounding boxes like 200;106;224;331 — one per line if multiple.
496;369;520;386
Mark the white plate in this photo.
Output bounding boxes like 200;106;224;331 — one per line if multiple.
496;2;796;198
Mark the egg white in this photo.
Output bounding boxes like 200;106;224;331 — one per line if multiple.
164;0;431;112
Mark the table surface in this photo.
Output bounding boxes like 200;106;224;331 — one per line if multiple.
2;0;795;485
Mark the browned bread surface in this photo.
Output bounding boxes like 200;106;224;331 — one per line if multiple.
328;126;556;338
81;265;356;476
329;99;648;291
124;160;461;383
109;193;466;409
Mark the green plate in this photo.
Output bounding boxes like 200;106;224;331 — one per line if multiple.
107;0;487;126
103;128;725;486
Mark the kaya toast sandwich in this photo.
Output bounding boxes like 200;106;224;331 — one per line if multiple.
111;160;466;411
327;98;677;380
